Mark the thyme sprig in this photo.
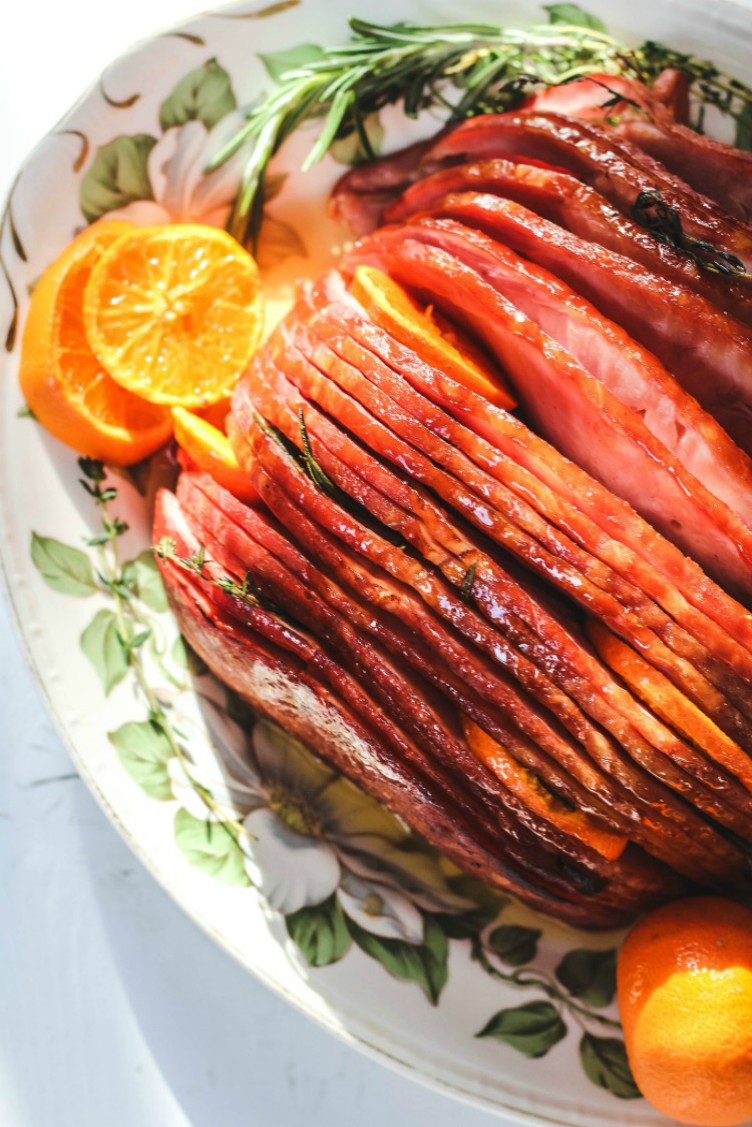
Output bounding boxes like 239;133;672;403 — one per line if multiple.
155;535;278;614
77;459;250;840
213;10;752;247
631;188;747;276
298;407;335;492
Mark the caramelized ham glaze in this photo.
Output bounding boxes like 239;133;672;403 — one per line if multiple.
156;77;752;928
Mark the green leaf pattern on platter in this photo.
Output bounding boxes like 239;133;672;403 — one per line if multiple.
108;719;174;800
159;58;237;131
79;134;157;223
259;43;325;84
348;914;449;1006
31;532;98;597
487;924;542;967
579;1033;640;1099
735;102;752;151
286;895;352;967
555;947;618;1009
173;808;251;886
80;608;129;694
477;1001;567;1058
122;549;168;613
543;3;607;31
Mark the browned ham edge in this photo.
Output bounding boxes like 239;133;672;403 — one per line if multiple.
156;489;639;926
385;160;752;326
232;377;749;885
343;227;752;602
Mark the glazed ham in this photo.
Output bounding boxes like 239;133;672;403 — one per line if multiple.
345;224;752;598
386;160;752;325
403;192;752;457
156;74;752;928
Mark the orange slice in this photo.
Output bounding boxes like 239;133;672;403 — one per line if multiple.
18;220;172;465
350;264;516;409
463;716;626;861
587;618;752;791
172;406;258;504
197;396;232;432
83;224;264;408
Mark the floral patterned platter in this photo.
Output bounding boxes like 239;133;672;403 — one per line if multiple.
1;0;750;1122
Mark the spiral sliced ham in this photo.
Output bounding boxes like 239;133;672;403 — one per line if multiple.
156;78;752;927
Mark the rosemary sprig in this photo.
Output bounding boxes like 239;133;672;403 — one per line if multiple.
213;9;752;248
631;188;747;276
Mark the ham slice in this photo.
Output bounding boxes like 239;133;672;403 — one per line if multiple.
525;74;752;219
351;217;752;536
180;470;681;909
410;191;752;459
517;72;686;124
386;160;752;326
426;112;752;273
344;226;752;601
296;294;752;746
329;300;752;683
235;397;747;885
154;490;624;923
237;352;752;870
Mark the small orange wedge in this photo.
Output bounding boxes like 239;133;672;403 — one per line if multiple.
172;406;258;504
83;224;263;408
587;619;752;792
463;716;626;861
350;264;516;409
18;220;172;465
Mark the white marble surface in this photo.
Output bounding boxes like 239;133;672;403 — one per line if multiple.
0;2;516;1124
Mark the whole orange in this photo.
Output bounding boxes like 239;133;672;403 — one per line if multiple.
617;896;752;1126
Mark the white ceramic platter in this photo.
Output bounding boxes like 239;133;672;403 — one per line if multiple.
2;0;749;1122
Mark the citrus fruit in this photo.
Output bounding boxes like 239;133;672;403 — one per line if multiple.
462;717;625;861
350;264;516;409
18;221;172;465
617;896;752;1126
83;224;263;408
172;406;257;503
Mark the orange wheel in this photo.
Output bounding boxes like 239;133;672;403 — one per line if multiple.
19;221;172;465
83;224;264;408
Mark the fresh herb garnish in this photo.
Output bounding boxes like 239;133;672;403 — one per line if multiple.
460;560;478;603
212;8;752;247
60;461;251;837
298;407;335;492
155;536;278;613
631;188;747;276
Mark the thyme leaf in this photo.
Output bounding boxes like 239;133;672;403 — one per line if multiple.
298;407;335;492
460;560;478;603
631;188;747;277
155;537;281;614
